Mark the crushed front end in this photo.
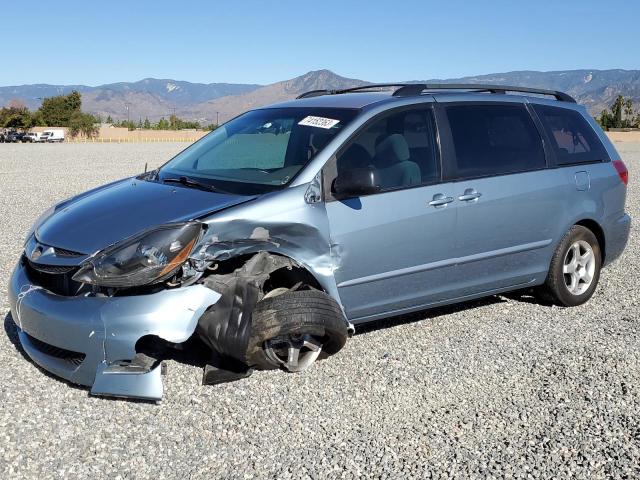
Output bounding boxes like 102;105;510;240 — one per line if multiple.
9;235;221;401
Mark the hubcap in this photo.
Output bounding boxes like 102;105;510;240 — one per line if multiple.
563;240;596;295
264;333;323;372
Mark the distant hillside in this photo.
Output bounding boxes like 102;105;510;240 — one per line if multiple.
2;69;639;123
421;69;640;115
0;79;261;121
188;69;368;123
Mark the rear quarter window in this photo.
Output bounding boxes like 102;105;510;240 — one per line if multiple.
532;104;607;165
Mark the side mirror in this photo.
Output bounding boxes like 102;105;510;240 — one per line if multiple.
332;167;381;200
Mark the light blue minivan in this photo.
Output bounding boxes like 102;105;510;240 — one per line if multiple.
9;84;631;400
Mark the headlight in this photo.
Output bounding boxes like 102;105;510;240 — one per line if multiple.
72;222;202;288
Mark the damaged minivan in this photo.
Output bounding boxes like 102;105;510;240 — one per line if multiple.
9;84;631;400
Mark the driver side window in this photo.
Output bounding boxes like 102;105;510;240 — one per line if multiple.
335;108;440;192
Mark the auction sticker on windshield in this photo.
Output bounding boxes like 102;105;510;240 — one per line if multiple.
298;116;340;129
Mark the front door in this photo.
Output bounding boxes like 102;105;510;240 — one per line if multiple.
324;106;461;321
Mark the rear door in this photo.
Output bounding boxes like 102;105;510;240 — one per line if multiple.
438;102;566;295
324;105;461;321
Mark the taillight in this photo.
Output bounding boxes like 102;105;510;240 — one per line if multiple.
613;160;628;186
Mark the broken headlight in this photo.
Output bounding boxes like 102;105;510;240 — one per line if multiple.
72;222;202;288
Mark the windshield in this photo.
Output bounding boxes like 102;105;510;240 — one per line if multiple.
158;107;358;195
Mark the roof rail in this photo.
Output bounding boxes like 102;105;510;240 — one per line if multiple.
296;83;576;103
296;84;409;99
392;83;576;103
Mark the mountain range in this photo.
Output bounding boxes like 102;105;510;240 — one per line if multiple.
1;69;639;124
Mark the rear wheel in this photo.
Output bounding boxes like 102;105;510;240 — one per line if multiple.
245;289;349;371
538;225;601;307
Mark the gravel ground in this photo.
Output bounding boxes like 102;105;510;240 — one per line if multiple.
0;142;638;479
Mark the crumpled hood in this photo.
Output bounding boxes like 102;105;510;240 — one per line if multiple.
36;178;254;254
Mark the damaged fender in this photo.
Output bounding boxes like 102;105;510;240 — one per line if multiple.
190;183;351;366
193;183;342;302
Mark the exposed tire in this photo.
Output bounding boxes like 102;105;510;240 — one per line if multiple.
245;289;349;371
537;225;601;307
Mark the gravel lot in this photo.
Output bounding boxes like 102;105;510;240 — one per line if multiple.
0;142;638;479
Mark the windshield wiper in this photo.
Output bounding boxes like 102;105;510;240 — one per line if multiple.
163;176;228;194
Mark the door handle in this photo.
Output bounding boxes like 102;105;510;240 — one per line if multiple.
429;194;454;207
458;188;482;202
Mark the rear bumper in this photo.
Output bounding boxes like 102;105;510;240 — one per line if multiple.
8;259;220;400
604;212;631;266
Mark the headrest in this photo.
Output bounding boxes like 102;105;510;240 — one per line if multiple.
374;134;410;167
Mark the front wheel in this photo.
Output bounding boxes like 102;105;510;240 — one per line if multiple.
538;225;601;307
245;290;349;372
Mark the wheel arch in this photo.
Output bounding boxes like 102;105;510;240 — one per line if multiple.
574;218;606;263
202;250;338;299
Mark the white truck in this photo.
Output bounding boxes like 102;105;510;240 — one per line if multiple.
23;132;42;143
41;129;65;143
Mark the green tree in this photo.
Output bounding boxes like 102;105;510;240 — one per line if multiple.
156;117;169;130
143;117;151;129
624;99;635;128
0;106;32;129
37;90;82;126
610;95;624;128
597;109;614;130
68;112;99;138
30;109;46;126
106;115;113;124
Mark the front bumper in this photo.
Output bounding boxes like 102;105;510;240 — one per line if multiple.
8;260;220;400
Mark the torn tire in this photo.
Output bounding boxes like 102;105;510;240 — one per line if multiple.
245;289;349;371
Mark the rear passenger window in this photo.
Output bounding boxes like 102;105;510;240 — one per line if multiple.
533;104;606;165
336;108;440;190
445;104;546;179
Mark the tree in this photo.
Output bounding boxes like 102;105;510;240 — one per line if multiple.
68;111;99;138
624;99;635;127
169;114;178;130
156;117;169;130
597;95;639;130
143;117;151;129
106;115;113;124
37;90;82;126
30;109;45;126
611;95;624;128
0;105;32;129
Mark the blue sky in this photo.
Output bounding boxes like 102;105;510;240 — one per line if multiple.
3;0;638;86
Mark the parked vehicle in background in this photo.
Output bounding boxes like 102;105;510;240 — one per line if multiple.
9;83;631;401
41;129;65;143
22;132;42;143
3;131;25;143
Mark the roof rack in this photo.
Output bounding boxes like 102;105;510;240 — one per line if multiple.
296;83;576;103
296;84;414;99
392;83;576;102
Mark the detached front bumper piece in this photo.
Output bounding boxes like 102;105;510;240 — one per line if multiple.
8;260;221;401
